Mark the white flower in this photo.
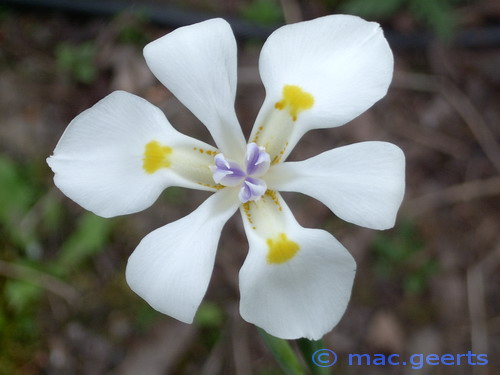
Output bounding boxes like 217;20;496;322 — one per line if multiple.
47;15;405;340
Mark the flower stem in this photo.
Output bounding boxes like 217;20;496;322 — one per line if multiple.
258;329;306;375
297;338;331;375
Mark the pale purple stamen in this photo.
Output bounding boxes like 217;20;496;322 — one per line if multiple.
212;144;270;202
238;177;267;203
246;143;270;176
212;154;246;187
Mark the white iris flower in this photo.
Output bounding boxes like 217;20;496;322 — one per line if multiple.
47;15;405;340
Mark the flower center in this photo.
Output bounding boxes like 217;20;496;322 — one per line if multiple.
211;143;270;203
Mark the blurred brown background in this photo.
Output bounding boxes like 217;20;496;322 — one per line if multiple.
0;0;499;374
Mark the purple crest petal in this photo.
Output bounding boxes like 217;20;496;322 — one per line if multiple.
214;153;231;169
238;182;252;203
238;177;267;203
212;148;269;200
246;143;270;176
212;153;246;187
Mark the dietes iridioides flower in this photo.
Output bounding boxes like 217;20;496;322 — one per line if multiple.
47;15;405;340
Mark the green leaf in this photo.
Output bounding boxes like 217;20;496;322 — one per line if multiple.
404;274;424;294
0;156;40;249
55;41;97;84
0;306;6;330
4;280;42;312
241;0;283;26
341;0;404;19
0;157;37;220
194;302;224;328
116;11;150;46
41;195;65;232
258;370;284;375
409;0;456;40
134;303;160;331
258;329;305;375
372;220;438;295
55;213;114;274
162;186;186;205
298;338;331;375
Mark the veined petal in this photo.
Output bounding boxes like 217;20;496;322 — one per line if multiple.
47;91;221;218
144;18;246;161
239;192;356;339
266;142;405;230
250;15;393;161
126;188;240;323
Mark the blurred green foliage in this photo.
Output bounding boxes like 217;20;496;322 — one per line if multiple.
241;0;284;26
0;153;254;372
258;370;287;375
194;301;225;329
240;0;462;39
194;301;225;349
372;220;438;295
0;299;39;374
0;155;114;373
54;213;114;276
0;5;11;21
0;157;40;252
116;12;150;46
297;338;331;375
0;156;45;372
340;0;402;18
4;280;42;312
258;328;305;375
339;0;463;39
132;301;162;331
408;0;458;39
162;186;187;205
55;41;97;84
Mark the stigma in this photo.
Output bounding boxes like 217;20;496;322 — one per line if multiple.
211;143;270;203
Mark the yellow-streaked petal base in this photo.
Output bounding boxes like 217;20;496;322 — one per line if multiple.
274;84;314;121
267;233;300;264
143;140;172;174
250;84;314;163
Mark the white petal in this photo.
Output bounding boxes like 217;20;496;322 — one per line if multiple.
250;15;393;160
126;188;239;323
239;192;356;340
266;142;405;230
144;18;246;161
47;91;220;218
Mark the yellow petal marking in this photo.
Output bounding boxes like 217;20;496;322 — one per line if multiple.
267;233;300;264
274;84;314;121
143;140;172;174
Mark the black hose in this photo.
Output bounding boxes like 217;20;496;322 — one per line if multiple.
3;0;500;49
1;0;276;39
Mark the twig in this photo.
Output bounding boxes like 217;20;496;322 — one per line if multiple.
466;244;500;375
393;71;500;174
404;177;500;217
440;83;500;174
201;332;227;375
19;187;59;231
387;116;469;159
280;0;303;24
0;259;79;304
392;71;440;92
231;303;253;375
